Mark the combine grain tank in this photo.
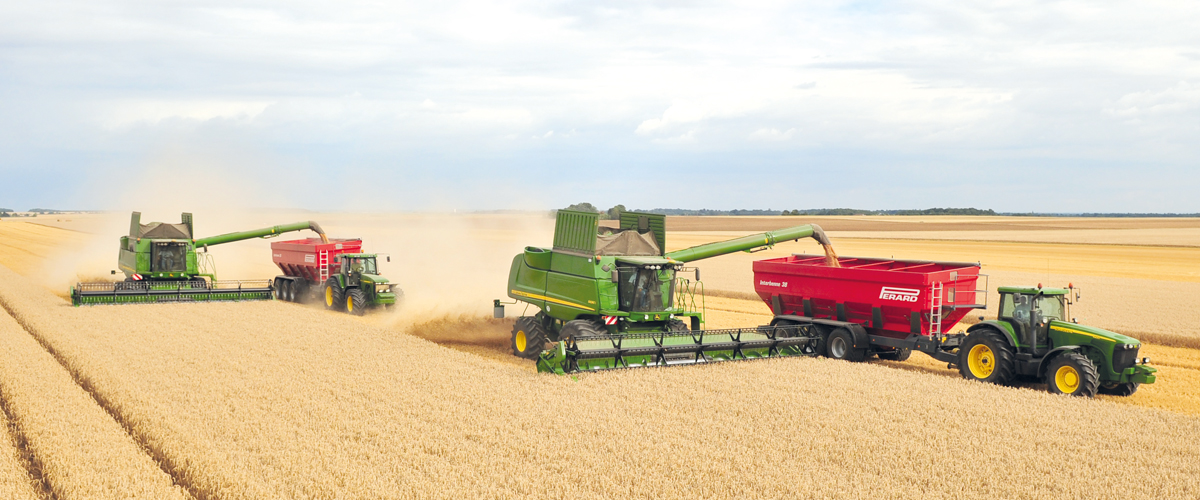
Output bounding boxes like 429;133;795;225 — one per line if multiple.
754;254;1157;397
271;238;401;315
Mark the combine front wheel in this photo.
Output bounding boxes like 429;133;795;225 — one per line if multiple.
511;316;548;359
346;289;367;316
324;279;344;311
1045;352;1099;397
1099;382;1139;396
958;330;1015;385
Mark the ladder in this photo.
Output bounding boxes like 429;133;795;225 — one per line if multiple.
319;250;330;283
929;282;943;337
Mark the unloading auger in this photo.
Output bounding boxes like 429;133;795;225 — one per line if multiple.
71;211;328;306
493;210;839;374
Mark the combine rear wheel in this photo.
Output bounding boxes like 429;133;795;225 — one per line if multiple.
826;328;866;362
346;288;367;316
1045;352;1099;397
958;329;1015;385
1099;382;1139;396
324;279;344;311
512;316;549;359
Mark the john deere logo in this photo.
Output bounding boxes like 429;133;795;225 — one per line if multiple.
879;287;919;302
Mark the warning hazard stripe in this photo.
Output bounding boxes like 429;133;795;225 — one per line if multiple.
603;315;617;325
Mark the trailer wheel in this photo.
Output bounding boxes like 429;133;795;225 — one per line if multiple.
273;280;285;301
1099;382;1139;397
1045;352;1099;397
958;329;1015;385
878;348;912;362
346;288;367;316
512;316;548;359
826;328;866;362
292;282;309;304
324;279;344;311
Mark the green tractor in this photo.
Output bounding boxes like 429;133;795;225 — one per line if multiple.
960;285;1156;397
494;210;839;373
321;253;400;315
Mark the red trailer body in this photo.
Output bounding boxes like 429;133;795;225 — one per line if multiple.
271;238;362;285
753;254;985;339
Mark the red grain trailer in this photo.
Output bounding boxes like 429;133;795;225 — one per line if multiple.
270;238;363;302
753;253;987;363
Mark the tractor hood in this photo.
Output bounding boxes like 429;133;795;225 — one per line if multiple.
1048;320;1139;346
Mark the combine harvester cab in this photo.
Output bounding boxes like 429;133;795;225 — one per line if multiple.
71;211;328;306
495;210;839;374
754;255;1156;397
271;238;401;315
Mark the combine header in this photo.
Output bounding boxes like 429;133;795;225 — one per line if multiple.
494;210;838;374
71;212;328;306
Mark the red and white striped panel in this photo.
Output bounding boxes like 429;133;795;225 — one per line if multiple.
131;274;143;281
603;315;617;325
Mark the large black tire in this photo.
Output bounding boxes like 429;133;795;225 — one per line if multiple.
1045;352;1100;397
958;329;1016;385
346;288;367;316
1099;382;1140;397
561;319;607;341
826;328;866;362
273;280;285;301
667;319;688;332
877;348;912;362
511;316;549;359
324;279;344;311
292;281;309;304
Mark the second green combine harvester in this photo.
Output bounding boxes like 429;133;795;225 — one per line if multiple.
72;211;329;305
495;210;837;373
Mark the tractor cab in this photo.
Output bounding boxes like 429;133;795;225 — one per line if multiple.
996;286;1073;350
613;257;682;313
340;254;379;286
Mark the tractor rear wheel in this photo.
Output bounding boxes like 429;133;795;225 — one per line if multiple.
346;288;367;316
826;328;866;362
878;348;912;362
324;279;344;311
511;316;548;359
1045;352;1099;397
958;329;1015;385
1099;382;1140;396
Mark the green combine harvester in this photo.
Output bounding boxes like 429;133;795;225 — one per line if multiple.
494;210;838;373
71;211;328;306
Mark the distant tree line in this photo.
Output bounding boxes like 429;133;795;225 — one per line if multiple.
556;204;1197;218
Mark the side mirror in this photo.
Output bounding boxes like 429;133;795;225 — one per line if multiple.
111;270;116;275
493;299;505;319
610;270;619;283
387;256;391;262
695;268;701;281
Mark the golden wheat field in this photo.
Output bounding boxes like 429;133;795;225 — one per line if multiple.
0;214;1199;498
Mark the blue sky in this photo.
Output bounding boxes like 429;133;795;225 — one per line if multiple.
1;1;1198;212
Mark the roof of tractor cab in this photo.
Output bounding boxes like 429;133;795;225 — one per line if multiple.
998;286;1070;295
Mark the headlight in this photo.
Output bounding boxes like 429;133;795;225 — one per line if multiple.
376;284;390;293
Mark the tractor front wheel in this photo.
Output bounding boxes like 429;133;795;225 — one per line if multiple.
826;328;866;362
511;316;548;359
958;329;1015;385
346;288;367;316
324;279;344;311
1045;352;1099;397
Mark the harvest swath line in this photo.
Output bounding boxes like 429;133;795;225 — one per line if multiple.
0;373;49;499
0;299;200;499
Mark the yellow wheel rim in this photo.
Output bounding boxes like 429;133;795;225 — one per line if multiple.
346;295;354;312
1055;365;1080;393
967;344;995;378
325;286;333;306
515;330;527;352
